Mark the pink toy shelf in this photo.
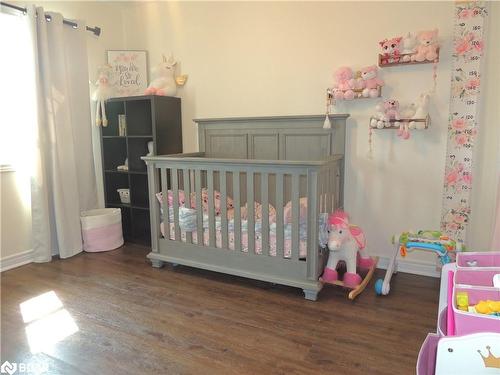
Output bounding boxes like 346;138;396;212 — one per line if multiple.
451;252;500;336
452;285;500;336
455;269;499;288
417;252;500;375
456;251;500;268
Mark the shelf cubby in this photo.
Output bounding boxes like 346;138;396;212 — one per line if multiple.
130;174;149;209
131;208;151;245
128;137;151;172
102;138;127;171
105;173;129;205
102;101;125;136
126;100;152;136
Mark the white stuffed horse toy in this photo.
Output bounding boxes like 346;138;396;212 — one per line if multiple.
145;54;187;97
322;211;373;288
92;65;114;127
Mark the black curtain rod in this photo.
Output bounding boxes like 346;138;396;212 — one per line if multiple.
0;1;101;36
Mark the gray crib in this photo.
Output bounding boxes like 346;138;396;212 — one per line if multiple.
143;114;348;300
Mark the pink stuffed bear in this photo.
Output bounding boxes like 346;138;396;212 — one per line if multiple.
411;29;439;62
379;37;403;64
383;99;400;121
360;65;384;98
332;67;355;100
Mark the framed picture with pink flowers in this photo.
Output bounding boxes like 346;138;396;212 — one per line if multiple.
107;50;148;97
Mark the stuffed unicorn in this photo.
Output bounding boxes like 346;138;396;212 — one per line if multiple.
92;65;114;127
322;211;373;288
145;53;188;96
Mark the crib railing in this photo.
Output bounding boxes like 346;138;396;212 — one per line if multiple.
144;152;343;281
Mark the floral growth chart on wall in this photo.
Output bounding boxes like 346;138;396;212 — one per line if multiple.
441;1;487;243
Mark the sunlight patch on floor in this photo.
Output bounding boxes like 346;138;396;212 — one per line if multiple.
19;291;79;354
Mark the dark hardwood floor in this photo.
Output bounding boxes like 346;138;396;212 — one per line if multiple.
1;244;439;374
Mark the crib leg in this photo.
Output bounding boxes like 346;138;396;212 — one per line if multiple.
303;289;319;301
151;259;165;268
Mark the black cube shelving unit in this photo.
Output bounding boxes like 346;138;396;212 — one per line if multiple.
100;95;182;245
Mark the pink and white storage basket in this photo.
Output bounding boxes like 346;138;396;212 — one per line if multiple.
80;208;124;252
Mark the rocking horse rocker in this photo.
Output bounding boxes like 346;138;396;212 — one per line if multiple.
320;211;378;300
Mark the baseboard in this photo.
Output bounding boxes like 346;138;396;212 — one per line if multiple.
0;249;34;272
0;249;441;277
377;256;441;278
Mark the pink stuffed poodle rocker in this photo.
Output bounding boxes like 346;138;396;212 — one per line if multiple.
322;211;374;288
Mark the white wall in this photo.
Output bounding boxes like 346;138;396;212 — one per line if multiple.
1;171;32;264
121;1;467;271
1;1;125;269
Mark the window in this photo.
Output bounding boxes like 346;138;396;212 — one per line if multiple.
0;10;36;171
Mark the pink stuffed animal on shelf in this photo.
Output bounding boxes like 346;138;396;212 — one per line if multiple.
411;29;439;62
383;99;401;121
332;67;356;100
360;65;384;98
379;36;403;64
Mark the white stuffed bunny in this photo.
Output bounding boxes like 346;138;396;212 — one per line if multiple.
145;53;188;96
409;93;430;129
92;65;114;127
401;33;417;62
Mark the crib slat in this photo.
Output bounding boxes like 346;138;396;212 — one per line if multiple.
207;169;216;247
325;164;335;212
160;168;170;240
307;169;319;280
171;168;180;241
195;169;203;245
320;169;326;213
275;173;284;258
220;171;228;249
147;163;160;252
336;160;345;208
183;168;192;244
233;171;242;252
247;172;255;254
261;172;269;255
291;173;300;260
